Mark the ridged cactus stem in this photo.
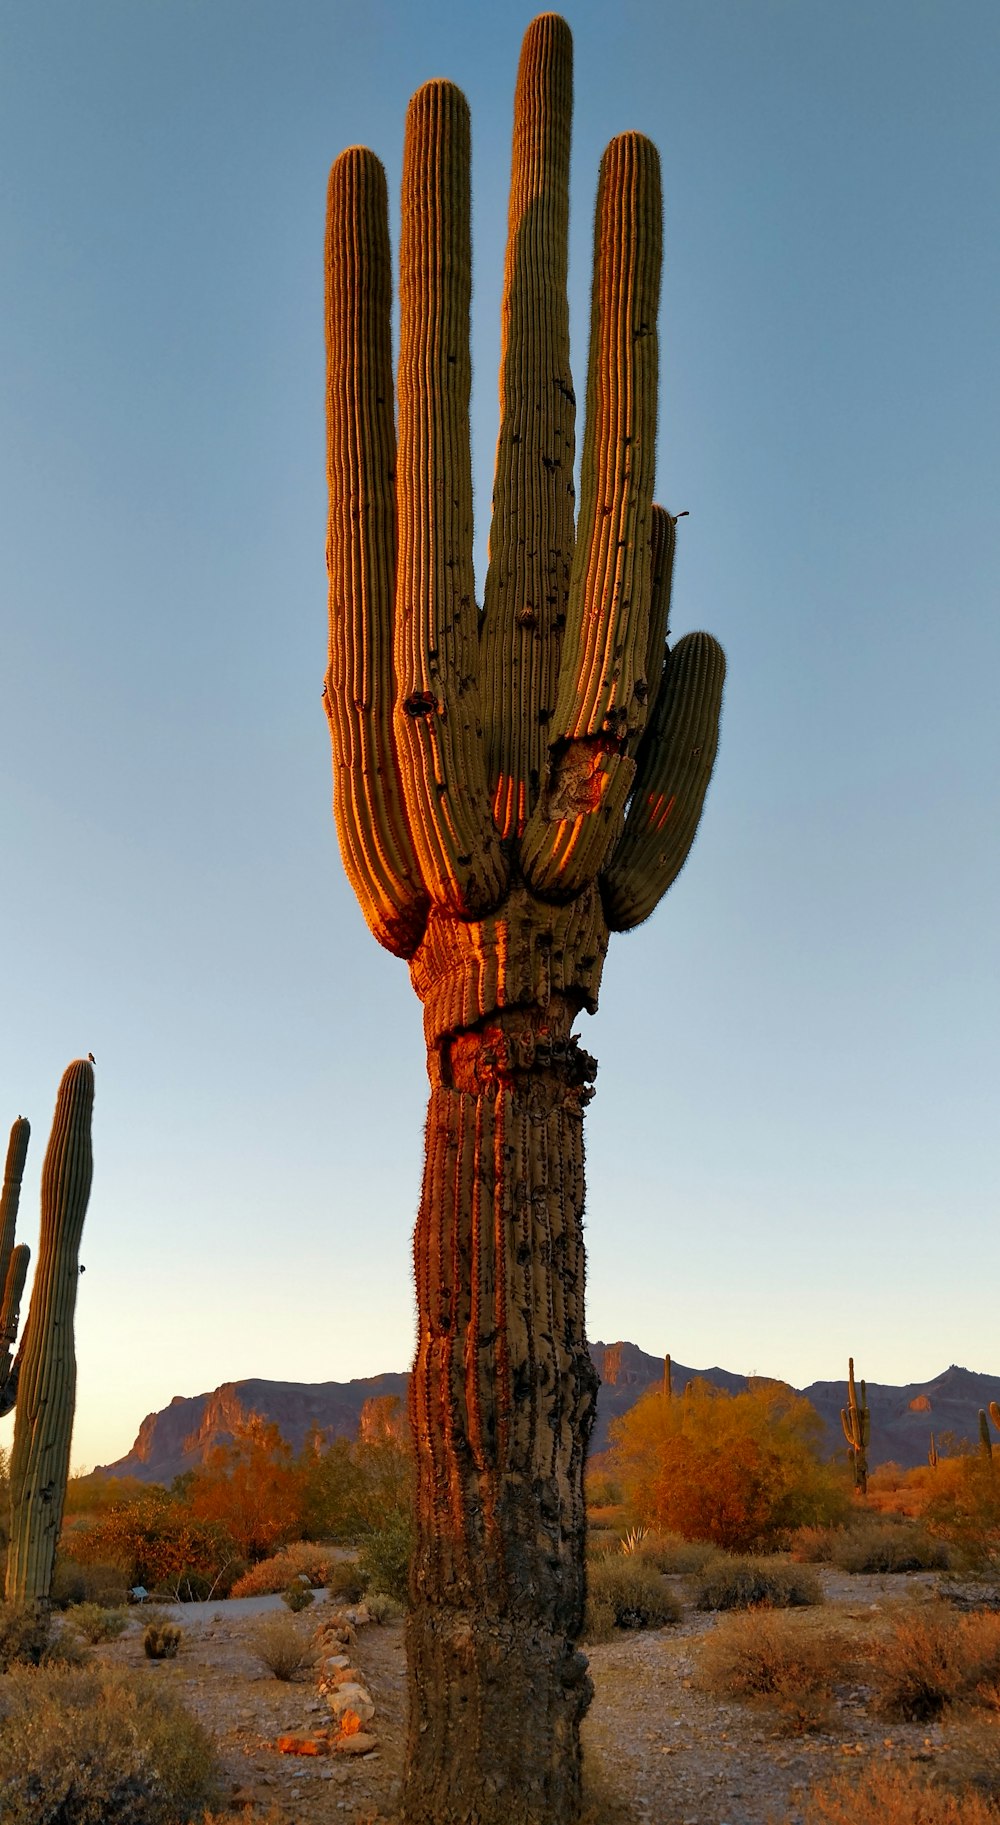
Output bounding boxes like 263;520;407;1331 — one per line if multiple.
840;1356;870;1496
979;1409;993;1462
0;1117;31;1413
928;1431;938;1470
5;1061;94;1608
324;15;726;1817
406;998;597;1819
663;1353;672;1401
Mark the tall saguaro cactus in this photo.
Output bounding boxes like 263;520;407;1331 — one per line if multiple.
841;1356;870;1496
0;1118;32;1415
4;1060;94;1608
324;17;724;1822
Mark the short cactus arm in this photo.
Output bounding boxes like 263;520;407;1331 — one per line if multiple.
481;15;575;838
393;82;508;917
6;1060;94;1608
0;1116;31;1409
522;132;662;899
324;148;428;959
601;630;725;930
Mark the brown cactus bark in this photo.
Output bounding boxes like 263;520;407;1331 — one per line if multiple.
405;992;597;1822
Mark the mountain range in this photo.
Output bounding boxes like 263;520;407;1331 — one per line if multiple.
93;1343;1000;1486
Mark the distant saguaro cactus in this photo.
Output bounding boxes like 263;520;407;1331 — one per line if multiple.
841;1357;870;1495
979;1409;993;1462
4;1060;94;1608
323;16;724;1821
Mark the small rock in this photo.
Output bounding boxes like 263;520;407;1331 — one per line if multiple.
327;1683;376;1725
275;1731;329;1756
331;1731;378;1756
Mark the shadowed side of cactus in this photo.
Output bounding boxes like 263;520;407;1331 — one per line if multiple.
0;1117;31;1416
840;1356;870;1496
5;1061;94;1608
324;16;724;1822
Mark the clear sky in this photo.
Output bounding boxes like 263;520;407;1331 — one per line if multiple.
1;1;997;1474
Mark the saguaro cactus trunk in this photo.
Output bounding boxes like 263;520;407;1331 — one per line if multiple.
324;17;724;1821
5;1060;94;1608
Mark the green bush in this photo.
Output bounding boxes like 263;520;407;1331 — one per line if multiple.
357;1508;413;1605
0;1663;219;1823
281;1581;314;1612
66;1602;128;1644
585;1557;681;1636
692;1554;823;1611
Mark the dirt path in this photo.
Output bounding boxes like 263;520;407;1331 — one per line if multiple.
99;1570;965;1824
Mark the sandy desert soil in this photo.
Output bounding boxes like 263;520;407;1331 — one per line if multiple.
91;1569;980;1825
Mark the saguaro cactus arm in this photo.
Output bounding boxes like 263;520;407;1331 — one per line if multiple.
6;1060;94;1608
1;1117;31;1415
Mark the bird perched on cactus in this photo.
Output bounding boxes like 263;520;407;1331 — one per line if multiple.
2;1060;94;1608
841;1356;870;1495
323;16;724;1821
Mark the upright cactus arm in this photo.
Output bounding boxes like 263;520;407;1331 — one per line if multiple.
6;1060;94;1608
601;629;726;930
521;132;663;899
0;1116;31;1411
481;15;575;840
979;1409;993;1461
393;82;508;917
989;1400;1000;1433
324;149;428;958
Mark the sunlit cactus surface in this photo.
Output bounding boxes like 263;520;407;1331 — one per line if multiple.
323;15;724;1821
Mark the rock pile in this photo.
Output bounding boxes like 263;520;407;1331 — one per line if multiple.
274;1602;380;1759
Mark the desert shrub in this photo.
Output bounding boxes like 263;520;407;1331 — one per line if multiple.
51;1555;130;1609
791;1762;1000;1824
867;1603;1000;1721
628;1530;716;1575
67;1602;128;1644
143;1621;182;1659
365;1590;404;1624
0;1603;54;1670
0;1663;219;1823
300;1425;412;1542
790;1524;844;1563
582;1590;619;1645
229;1540;341;1597
326;1558;366;1601
281;1581;314;1612
697;1609;851;1731
611;1377;849;1553
585;1527;619;1562
73;1490;237;1596
924;1459;1000;1572
830;1519;950;1574
692;1554;823;1611
585;1557;680;1634
249;1613;317;1681
357;1507;413;1604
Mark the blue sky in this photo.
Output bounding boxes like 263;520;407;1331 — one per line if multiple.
1;1;997;1472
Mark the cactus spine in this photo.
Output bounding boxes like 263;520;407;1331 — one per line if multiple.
4;1061;94;1608
841;1357;870;1495
324;17;724;1822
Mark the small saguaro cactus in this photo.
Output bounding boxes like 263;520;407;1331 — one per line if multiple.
4;1060;94;1609
979;1409;993;1462
663;1353;673;1401
841;1357;870;1495
323;15;724;1823
928;1431;938;1470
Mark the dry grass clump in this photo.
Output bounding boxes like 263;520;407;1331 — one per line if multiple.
0;1604;90;1671
692;1554;823;1611
584;1557;680;1642
831;1519;950;1574
628;1530;716;1575
789;1762;1000;1823
0;1663;219;1824
868;1602;1000;1721
696;1609;853;1732
229;1541;341;1598
248;1612;318;1681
